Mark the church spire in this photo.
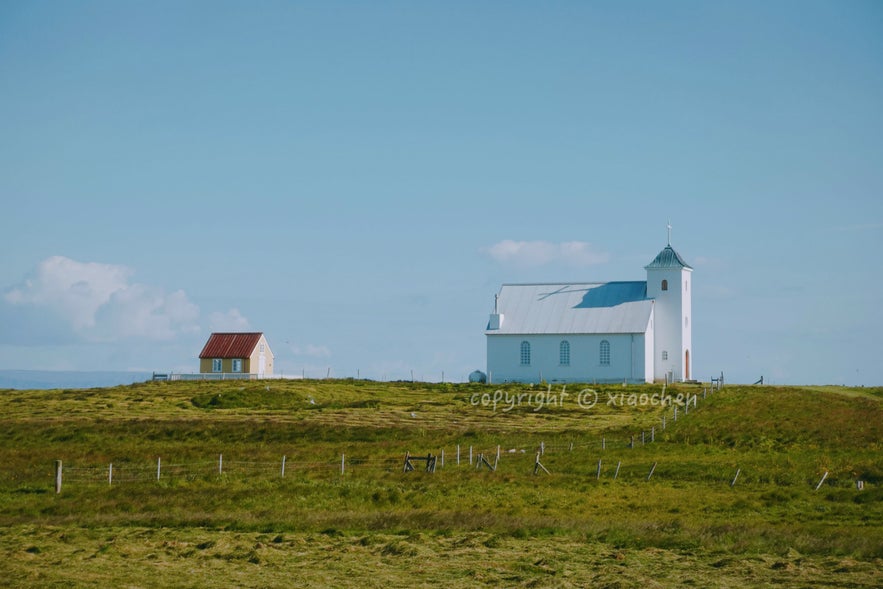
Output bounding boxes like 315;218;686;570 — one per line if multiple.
667;219;672;246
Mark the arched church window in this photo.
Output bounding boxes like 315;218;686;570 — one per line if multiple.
661;279;668;291
520;341;531;366
599;340;610;366
559;341;570;366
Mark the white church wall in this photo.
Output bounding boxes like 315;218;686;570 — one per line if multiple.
646;265;691;382
487;333;649;384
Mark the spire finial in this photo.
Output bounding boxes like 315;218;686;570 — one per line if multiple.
666;220;672;246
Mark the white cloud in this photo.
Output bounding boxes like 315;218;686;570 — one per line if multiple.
5;256;200;342
484;240;609;267
289;343;331;358
5;256;132;329
209;308;251;332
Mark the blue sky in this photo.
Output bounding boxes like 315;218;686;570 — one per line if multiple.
1;1;881;385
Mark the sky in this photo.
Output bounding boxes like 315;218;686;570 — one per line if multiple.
1;1;881;385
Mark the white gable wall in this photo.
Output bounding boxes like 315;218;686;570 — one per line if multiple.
487;333;649;384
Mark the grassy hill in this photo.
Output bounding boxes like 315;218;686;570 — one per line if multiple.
0;380;881;587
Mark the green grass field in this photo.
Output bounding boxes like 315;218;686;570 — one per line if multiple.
1;379;881;587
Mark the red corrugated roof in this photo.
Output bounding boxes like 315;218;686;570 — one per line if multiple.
199;332;264;359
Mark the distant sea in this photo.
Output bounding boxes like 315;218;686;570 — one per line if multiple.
0;370;153;390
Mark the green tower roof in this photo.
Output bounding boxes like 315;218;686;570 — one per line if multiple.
645;245;692;270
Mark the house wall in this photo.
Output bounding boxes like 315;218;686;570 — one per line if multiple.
487;333;649;384
247;334;274;377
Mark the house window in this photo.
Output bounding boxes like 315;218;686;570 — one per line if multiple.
212;358;222;372
559;340;570;366
520;341;531;366
661;279;668;291
232;359;243;373
260;343;265;353
662;350;668;361
600;340;610;366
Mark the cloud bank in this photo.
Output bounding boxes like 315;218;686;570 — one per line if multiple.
3;256;242;344
484;240;609;267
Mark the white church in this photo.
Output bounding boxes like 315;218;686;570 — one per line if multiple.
485;236;692;384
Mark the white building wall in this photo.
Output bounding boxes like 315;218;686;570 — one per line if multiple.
646;266;692;381
487;333;649;384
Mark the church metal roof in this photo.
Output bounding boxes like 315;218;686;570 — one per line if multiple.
645;245;692;270
486;282;653;335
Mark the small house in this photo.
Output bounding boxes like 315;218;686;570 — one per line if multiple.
198;332;274;377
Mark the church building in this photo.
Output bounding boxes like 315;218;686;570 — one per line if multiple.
485;237;692;384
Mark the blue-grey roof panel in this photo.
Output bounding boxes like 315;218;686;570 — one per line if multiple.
486;282;653;335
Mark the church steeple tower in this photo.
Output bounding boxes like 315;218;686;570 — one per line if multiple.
646;224;692;382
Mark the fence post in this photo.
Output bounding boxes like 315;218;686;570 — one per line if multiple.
731;468;741;487
814;471;828;491
281;455;286;478
602;437;606;450
55;460;62;494
613;461;621;480
157;457;161;481
647;462;657;481
219;454;223;475
457;445;460;466
651;426;655;442
109;463;113;486
341;453;345;475
469;446;473;465
596;459;602;480
441;449;445;468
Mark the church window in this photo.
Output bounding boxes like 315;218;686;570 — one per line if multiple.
662;350;668;361
661;279;668;291
520;341;531;366
599;340;610;366
559;341;570;366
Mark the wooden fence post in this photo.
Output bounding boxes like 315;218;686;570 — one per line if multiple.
602;437;606;450
55;460;62;494
456;445;460;466
469;446;473;465
731;468;741;487
157;457;161;481
814;471;828;491
647;462;657;481
219;454;223;475
651;426;655;442
441;449;445;468
596;459;602;480
281;455;286;478
613;461;621;480
108;463;113;486
341;454;345;475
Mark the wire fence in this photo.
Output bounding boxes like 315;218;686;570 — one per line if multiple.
39;380;869;493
